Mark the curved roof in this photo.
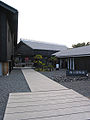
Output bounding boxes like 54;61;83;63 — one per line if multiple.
53;45;90;58
21;39;68;51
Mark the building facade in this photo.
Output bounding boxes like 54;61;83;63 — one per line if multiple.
53;45;90;72
15;40;67;66
0;1;18;76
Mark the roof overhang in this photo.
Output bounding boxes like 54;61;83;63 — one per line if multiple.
57;54;90;58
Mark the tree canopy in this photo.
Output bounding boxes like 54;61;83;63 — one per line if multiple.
72;42;90;48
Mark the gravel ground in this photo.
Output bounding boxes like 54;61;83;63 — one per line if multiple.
40;69;90;99
0;69;31;120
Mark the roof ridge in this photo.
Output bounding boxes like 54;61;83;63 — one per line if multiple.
20;38;67;47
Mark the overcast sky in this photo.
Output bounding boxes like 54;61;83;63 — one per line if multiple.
1;0;90;47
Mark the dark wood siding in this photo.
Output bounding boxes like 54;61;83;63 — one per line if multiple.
15;42;34;56
7;21;14;60
15;42;58;57
15;41;57;57
34;49;58;57
0;11;7;62
75;56;90;72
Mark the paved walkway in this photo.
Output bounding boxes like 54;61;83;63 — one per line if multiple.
4;69;90;120
0;70;30;120
22;69;68;92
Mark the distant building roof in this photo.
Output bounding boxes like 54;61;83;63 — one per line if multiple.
21;39;68;51
53;45;90;58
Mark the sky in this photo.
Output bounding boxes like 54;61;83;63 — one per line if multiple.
1;0;90;47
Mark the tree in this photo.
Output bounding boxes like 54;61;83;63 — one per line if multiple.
72;42;90;48
49;56;58;67
72;42;85;48
34;54;43;59
86;42;90;46
33;54;43;68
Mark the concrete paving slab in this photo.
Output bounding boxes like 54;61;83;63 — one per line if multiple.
4;69;90;120
29;112;90;120
8;94;84;103
4;90;90;120
9;89;79;100
9;89;82;97
8;90;85;103
22;69;68;92
6;96;88;108
4;103;90;120
6;98;90;114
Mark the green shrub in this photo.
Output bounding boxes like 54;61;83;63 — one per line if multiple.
48;64;54;71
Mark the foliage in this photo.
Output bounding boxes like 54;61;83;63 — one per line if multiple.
14;58;19;63
48;64;54;71
34;54;43;59
72;42;85;48
48;56;58;67
34;54;44;70
86;42;90;46
43;66;49;71
34;54;54;72
34;55;43;65
49;56;58;62
72;42;90;48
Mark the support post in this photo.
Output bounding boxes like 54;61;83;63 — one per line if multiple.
73;58;75;70
70;58;72;70
67;58;69;70
60;59;62;68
